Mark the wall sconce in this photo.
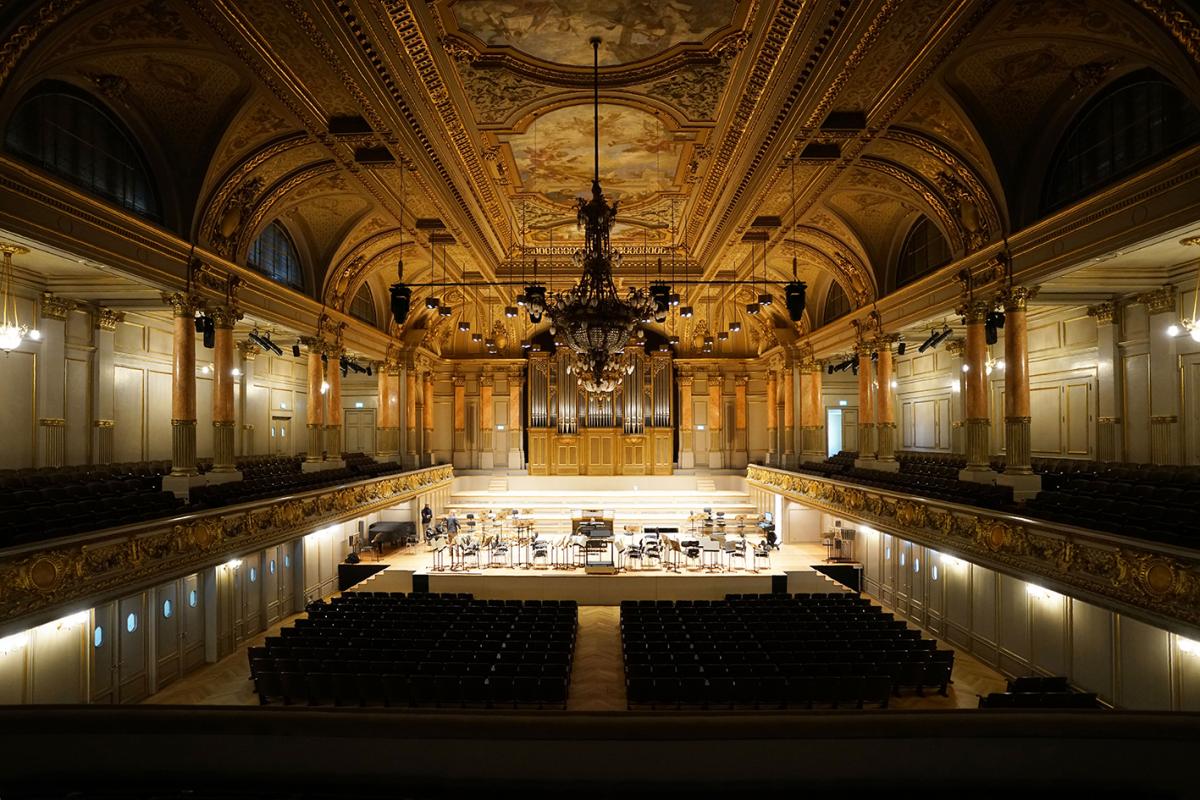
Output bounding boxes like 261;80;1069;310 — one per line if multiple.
1179;637;1200;656
223;558;242;570
1025;583;1058;601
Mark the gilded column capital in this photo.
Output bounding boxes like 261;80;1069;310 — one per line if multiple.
39;293;74;321
480;373;494;388
955;298;992;324
452;374;465;387
1136;284;1176;315
735;373;749;387
94;307;124;331
161;291;202;318
797;358;820;374
944;338;966;357
210;305;243;329
999;285;1038;312
1087;301;1117;324
678;374;694;388
871;332;900;352
386;359;402;377
236;341;261;360
299;335;325;354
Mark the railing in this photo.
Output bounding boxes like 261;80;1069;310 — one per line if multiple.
0;464;454;635
747;464;1200;636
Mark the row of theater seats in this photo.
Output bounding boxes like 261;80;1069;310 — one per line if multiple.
621;593;953;710
250;592;578;709
187;454;404;510
793;453;1013;509
979;675;1102;709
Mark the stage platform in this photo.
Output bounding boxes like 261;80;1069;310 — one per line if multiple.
348;543;854;604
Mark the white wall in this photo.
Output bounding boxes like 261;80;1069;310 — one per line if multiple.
854;519;1200;709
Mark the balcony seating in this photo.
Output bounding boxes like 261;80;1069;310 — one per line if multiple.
621;593;953;710
791;453;1013;509
250;593;578;709
979;676;1103;709
188;455;405;510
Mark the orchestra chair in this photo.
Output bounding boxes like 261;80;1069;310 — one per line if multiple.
752;541;771;572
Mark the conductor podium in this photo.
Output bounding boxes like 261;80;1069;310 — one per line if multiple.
573;509;617;574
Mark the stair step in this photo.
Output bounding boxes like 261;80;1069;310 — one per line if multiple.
487;477;508;492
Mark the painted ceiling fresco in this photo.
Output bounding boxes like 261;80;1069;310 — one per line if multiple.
506;104;680;206
450;0;739;65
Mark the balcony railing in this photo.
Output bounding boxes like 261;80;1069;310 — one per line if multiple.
747;465;1200;635
0;464;453;635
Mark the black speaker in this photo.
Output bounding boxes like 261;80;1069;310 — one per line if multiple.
345;551;360;564
897;341;906;356
201;316;215;349
390;283;412;325
785;281;807;321
985;322;998;346
292;343;301;358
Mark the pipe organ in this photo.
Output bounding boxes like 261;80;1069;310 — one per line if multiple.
527;348;673;475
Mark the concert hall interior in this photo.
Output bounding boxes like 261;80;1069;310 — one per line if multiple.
2;0;1200;796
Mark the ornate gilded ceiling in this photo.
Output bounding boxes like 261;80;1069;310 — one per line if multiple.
1;0;1197;358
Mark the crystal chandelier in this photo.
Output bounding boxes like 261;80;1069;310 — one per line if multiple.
544;38;655;393
0;243;31;352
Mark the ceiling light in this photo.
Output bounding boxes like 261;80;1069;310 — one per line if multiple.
679;306;693;318
746;303;760;315
439;305;452;317
458;321;470;332
757;293;773;307
718;331;729;341
425;296;440;310
505;306;518;318
729;321;741;332
471;333;482;343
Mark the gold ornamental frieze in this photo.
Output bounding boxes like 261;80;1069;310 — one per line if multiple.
747;465;1200;632
0;465;454;631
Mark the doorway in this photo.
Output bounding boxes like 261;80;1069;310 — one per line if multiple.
343;408;376;455
270;416;291;455
827;408;842;457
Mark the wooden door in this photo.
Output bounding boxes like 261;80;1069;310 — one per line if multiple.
116;593;149;703
154;579;181;689
90;602;116;704
180;573;205;673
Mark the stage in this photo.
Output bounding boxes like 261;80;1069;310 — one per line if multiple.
348;542;855;604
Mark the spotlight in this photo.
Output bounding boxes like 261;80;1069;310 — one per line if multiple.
471;333;482;343
193;315;205;333
988;310;1006;329
505;306;518;318
668;293;680;307
931;325;953;347
521;340;531;350
746;302;760;315
257;331;283;356
679;306;693;318
668;335;679;346
917;330;938;353
292;342;301;358
524;285;546;323
390;284;412;325
718;331;729;341
458;321;470;332
758;293;773;307
439;305;452;317
650;283;671;320
425;296;440;310
784;281;807;321
851;362;858;375
484;337;496;350
871;351;878;361
729;321;741;332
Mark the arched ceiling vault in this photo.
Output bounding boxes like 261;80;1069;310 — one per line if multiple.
2;0;1199;355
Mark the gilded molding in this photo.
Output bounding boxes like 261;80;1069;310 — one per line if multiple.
0;0;88;92
1133;0;1200;67
1087;302;1117;324
38;293;73;321
746;465;1200;632
94;308;124;331
37;418;65;427
1137;285;1177;315
999;285;1038;312
92;419;114;428
0;465;454;629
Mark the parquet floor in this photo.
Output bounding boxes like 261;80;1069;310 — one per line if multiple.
145;602;1006;711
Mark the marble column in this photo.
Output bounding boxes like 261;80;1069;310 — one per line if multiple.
678;374;695;469
508;368;524;469
209;306;241;476
707;372;724;469
422;370;435;466
782;364;796;466
1140;285;1181;465
854;346;876;466
480;373;495;470
36;293;70;468
304;341;325;462
402;362;416;468
874;340;897;467
800;360;824;462
1088;302;1121;462
733;374;748;469
92;308;122;465
452;374;466;468
959;299;993;477
765;368;778;466
324;347;343;461
164;292;199;477
997;287;1042;498
376;361;399;462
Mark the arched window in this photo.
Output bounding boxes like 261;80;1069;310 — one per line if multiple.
5;81;159;220
896;216;951;287
1043;69;1200;213
349;284;378;327
248;222;304;290
823;282;851;324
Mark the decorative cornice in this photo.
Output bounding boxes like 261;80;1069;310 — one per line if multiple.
0;465;454;632
747;465;1200;634
956;298;992;324
1087;302;1117;324
0;0;88;92
999;285;1038;313
37;418;65;427
161;292;201;318
944;338;966;357
1132;0;1200;67
94;308;124;331
92;419;114;428
236;341;261;360
38;293;73;321
1137;285;1177;315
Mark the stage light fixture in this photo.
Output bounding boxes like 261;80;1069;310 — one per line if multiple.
521;340;531;350
366;365;372;377
757;293;773;307
439;305;453;317
746;302;760;315
292;342;301;358
668;335;679;346
505;306;518;318
718;331;729;341
458;321;470;332
668;293;680;307
679;306;693;318
425;296;440;310
193;315;205;333
784;281;807;321
931;325;953;347
897;340;906;356
201;316;215;349
471;333;482;343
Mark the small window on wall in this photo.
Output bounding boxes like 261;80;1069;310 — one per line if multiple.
162;599;172;619
188;590;198;608
349;284;378;327
269;559;276;575
125;612;138;633
93;627;104;648
932;563;939;582
284;554;291;569
249;566;257;583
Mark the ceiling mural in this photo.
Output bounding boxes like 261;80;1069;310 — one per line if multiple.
505;103;681;207
449;0;740;65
